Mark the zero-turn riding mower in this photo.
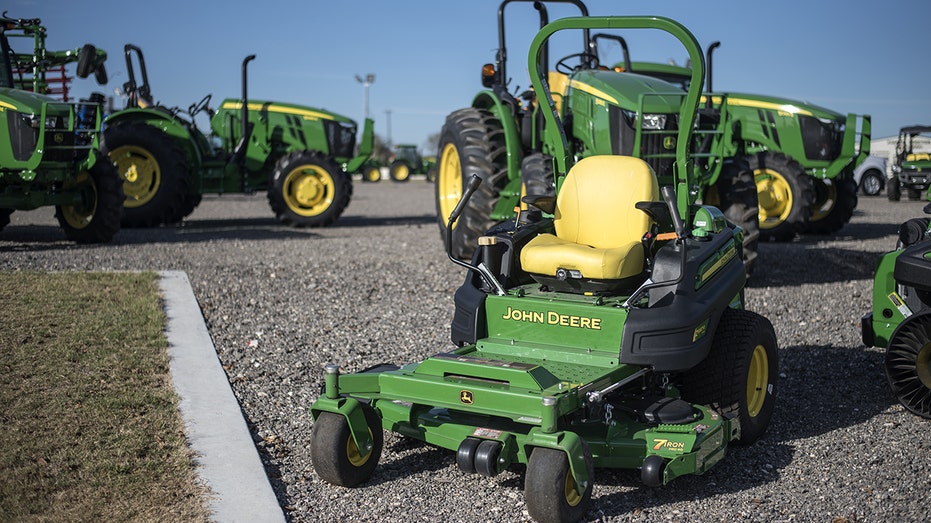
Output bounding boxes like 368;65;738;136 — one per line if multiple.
102;45;373;228
862;202;931;418
311;15;778;523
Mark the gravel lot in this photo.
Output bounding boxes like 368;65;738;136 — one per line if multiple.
2;180;929;523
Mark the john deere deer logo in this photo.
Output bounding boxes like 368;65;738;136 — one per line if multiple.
663;136;676;150
460;390;474;405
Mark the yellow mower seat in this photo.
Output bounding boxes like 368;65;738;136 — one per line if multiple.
520;155;658;281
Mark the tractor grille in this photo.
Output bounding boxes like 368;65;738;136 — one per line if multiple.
6;110;38;161
608;105;678;178
324;120;357;159
799;115;843;161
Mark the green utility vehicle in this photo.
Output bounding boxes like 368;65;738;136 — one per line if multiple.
388;143;436;182
435;0;756;273
311;16;778;523
0;14;122;242
888;125;931;202
597;37;871;240
862;203;931;418
101;45;373;228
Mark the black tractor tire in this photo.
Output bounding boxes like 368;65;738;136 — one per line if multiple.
704;161;760;275
102;121;190;228
885;312;931;419
56;157;124;244
803;177;858;235
525;443;594;523
171;193;203;224
435;107;510;260
426;166;437;183
887;177;901;201
362;165;381;183
389;160;411;182
859;169;885;196
521;153;556;199
0;208;14;232
76;44;96;79
680;307;779;445
750;152;814;242
268;151;352;227
907;188;924;200
310;404;384;487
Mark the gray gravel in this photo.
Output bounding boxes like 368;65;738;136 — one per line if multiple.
2;180;929;523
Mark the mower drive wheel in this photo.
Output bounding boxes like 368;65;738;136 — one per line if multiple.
310;404;383;487
803;177;858;235
525;444;594;523
885;312;931;419
680;307;779;444
269;151;352;227
102;121;191;227
704;161;760;275
435;107;509;260
389;161;411;182
56;157;124;244
751;152;813;242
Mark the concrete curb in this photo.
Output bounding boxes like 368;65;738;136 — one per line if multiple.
159;271;285;523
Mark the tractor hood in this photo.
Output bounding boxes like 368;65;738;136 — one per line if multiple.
569;69;686;112
717;92;845;122
218;98;356;126
0;87;60;114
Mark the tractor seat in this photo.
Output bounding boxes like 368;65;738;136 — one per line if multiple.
519;155;658;293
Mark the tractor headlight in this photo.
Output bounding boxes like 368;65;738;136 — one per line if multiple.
641;114;667;130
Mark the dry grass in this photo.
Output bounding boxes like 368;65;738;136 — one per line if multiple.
0;271;210;522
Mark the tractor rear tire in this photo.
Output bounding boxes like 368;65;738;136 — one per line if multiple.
521;153;556;199
435;107;509;260
803;177;858;235
102;121;190;228
680;307;778;445
705;161;759;275
268;151;352;227
0;208;12;232
525;443;593;523
887;178;901;201
389;161;411;182
310;404;383;487
751;152;813;242
56;157;124;244
907;188;924;200
885;312;931;419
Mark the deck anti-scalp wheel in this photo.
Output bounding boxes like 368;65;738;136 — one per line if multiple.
525;444;593;523
310;404;383;486
885;312;931;419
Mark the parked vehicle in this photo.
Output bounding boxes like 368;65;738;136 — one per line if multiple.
853;155;887;196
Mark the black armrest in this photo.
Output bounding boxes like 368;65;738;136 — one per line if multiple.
521;195;556;215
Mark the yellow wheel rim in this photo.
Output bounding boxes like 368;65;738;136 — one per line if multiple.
346;428;373;467
755;169;793;230
365;167;380;182
747;344;769;418
564;469;582;507
283;164;335;217
810;179;837;223
110;145;160;209
393;164;410;181
438;142;463;227
60;170;96;230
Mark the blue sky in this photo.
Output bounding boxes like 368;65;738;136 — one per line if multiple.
13;0;931;153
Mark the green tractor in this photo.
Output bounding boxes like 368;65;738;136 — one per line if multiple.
0;13;122;242
388;143;436;182
101;44;373;228
311;15;778;523
435;0;757;273
862;203;931;418
888;125;931;202
598;37;871;240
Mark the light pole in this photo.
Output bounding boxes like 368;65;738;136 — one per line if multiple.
354;73;375;120
385;109;392;149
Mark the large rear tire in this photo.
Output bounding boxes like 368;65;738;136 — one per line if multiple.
751;152;813;242
102;121;190;227
803;177;858;235
885;312;931;419
680;308;779;444
268;151;352;227
56;156;124;244
525;444;593;523
435;107;509;260
704;161;760;275
520;153;555;199
0;208;12;232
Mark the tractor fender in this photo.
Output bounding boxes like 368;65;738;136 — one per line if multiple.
472;90;523;183
345;117;375;174
104;107;206;171
310;396;374;461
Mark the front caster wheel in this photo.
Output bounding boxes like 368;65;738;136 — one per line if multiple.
310;404;383;487
525;444;593;523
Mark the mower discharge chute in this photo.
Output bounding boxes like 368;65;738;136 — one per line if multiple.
310;15;779;523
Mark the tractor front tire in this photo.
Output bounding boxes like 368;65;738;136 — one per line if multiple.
885;312;931;419
389;161;411;182
0;208;12;232
269;151;352;227
803;177;858;235
751;152;813;242
363;165;381;183
310;404;384;487
102;122;190;228
56;157;124;244
680;308;779;445
525;444;593;523
435;107;509;260
705;161;760;275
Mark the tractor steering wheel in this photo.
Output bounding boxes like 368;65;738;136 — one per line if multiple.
555;52;600;74
190;94;212;117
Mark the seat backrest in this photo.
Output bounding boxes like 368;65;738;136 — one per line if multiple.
554;155;658;248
